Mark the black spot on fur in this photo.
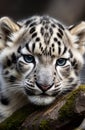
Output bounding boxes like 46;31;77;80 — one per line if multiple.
4;70;9;75
29;22;36;27
53;48;55;52
49;47;51;56
54;37;57;42
41;47;43;52
51;24;56;28
25;19;33;26
69;49;73;58
62;46;67;55
26;43;29;50
9;75;17;82
45;25;48;29
71;59;76;66
30;27;35;34
32;32;37;38
57;23;64;30
1;96;9;105
17;46;21;53
49;28;53;35
26;43;31;52
57;41;61;46
40;27;44;36
36;37;40;42
57;33;62;39
41;18;49;25
32;43;35;52
52;43;54;47
7;58;12;66
34;74;36;78
11;53;17;63
58;28;63;36
39;42;42;48
74;64;78;69
54;72;56;76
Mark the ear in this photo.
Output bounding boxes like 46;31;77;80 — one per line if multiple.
69;22;85;55
0;17;20;51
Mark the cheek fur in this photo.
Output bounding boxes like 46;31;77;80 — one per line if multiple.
17;60;34;73
59;66;71;77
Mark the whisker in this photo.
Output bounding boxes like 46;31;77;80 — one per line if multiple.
0;81;24;94
25;85;34;91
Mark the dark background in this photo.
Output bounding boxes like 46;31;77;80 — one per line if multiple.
0;0;85;83
0;0;85;25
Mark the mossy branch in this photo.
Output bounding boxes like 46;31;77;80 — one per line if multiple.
0;85;85;130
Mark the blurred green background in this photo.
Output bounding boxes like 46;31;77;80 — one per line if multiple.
0;0;85;25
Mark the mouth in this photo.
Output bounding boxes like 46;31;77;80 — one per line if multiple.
24;87;56;105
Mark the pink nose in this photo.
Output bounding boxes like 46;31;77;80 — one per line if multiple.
36;82;53;92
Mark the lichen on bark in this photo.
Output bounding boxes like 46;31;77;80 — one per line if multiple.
0;85;85;130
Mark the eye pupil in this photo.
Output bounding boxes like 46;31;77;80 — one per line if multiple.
23;55;34;63
56;58;66;66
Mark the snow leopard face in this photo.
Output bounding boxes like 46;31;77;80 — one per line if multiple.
0;16;85;107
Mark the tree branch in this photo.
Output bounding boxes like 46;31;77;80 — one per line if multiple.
0;85;85;130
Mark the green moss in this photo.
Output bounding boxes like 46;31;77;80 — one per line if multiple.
59;85;85;121
0;104;35;130
39;120;50;130
0;85;85;130
77;85;85;91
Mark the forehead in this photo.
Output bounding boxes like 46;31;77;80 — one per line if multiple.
18;16;69;57
24;16;65;43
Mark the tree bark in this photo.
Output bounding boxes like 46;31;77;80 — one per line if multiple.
0;85;85;130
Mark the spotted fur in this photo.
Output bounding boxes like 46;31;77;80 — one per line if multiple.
0;16;85;122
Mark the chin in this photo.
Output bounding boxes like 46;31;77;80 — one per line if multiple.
27;95;56;106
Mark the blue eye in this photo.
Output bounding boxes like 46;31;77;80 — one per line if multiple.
56;58;67;66
23;55;35;63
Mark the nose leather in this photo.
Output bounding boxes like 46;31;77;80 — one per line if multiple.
36;82;53;92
